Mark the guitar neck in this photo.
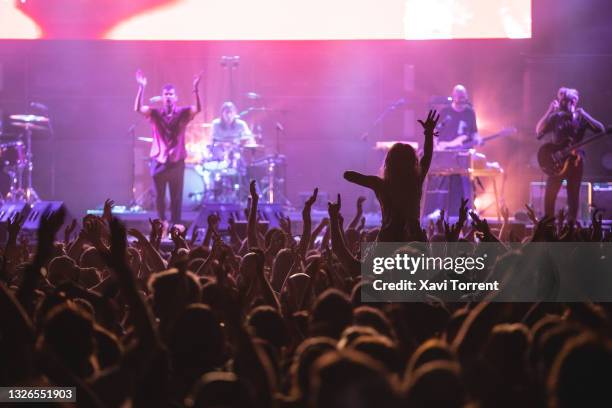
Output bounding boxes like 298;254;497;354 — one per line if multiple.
563;127;611;152
482;133;503;143
481;127;516;144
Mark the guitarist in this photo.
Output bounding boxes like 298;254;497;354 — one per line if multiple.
536;87;604;221
436;84;482;150
426;85;481;217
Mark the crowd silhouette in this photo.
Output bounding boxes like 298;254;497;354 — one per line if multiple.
1;110;611;408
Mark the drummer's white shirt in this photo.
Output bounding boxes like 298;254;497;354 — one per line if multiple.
211;118;252;144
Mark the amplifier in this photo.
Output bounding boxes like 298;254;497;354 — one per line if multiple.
592;182;612;219
529;181;591;222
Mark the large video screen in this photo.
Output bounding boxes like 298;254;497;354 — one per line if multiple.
0;0;531;40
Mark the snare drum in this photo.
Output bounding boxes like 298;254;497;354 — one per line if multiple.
0;141;25;167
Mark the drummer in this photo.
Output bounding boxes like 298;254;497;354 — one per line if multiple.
211;101;255;146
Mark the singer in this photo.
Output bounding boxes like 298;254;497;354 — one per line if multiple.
134;69;202;226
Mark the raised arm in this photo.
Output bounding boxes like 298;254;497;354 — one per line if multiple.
190;72;202;118
108;218;160;348
297;187;318;258
536;99;558;136
127;228;167;273
343;171;381;191
1;213;25;283
328;194;360;277
577;108;605;133
417;109;439;181
308;217;329;250
247;180;260;249
134;69;151;116
17;208;65;315
347;196;366;230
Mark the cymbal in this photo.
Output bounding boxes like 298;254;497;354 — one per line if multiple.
11;122;47;131
200;123;213;128
9;114;49;123
242;143;264;149
137;136;153;143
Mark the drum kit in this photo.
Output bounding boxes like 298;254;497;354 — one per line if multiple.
0;113;47;203
182;126;289;207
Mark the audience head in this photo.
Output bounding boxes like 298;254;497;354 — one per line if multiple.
310;350;399;408
548;334;612;408
310;289;353;339
383;143;419;184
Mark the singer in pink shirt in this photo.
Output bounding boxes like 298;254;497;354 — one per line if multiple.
134;69;202;224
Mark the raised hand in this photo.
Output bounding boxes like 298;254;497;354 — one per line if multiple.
304;187;319;209
417;109;440;136
549;99;560;112
357;216;365;232
128;228;147;243
469;211;495;242
148;218;163;249
328;194;342;218
207;213;220;231
303;187;319;219
249;180;259;202
278;214;292;236
348;196;367;230
445;199;469;242
532;215;556;242
357;196;366;213
170;225;188;250
36;207;66;263
458;198;469;227
500;205;510;224
135;69;147;87
193;71;202;91
82;217;105;248
189;228;199;247
103;199;115;222
63;218;77;244
525;204;538;224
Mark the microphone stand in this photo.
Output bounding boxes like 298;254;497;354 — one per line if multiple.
128;125;137;209
46;110;56;198
360;99;405;141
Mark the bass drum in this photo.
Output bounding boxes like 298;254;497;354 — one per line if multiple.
0;141;25;168
182;164;205;209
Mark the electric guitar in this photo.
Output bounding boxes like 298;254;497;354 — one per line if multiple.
537;126;612;177
436;127;517;151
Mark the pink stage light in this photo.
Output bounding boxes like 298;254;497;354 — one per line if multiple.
0;0;531;40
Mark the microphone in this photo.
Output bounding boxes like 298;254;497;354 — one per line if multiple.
30;102;48;111
275;122;284;132
149;96;162;103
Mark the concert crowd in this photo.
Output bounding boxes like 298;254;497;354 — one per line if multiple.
1;111;611;408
